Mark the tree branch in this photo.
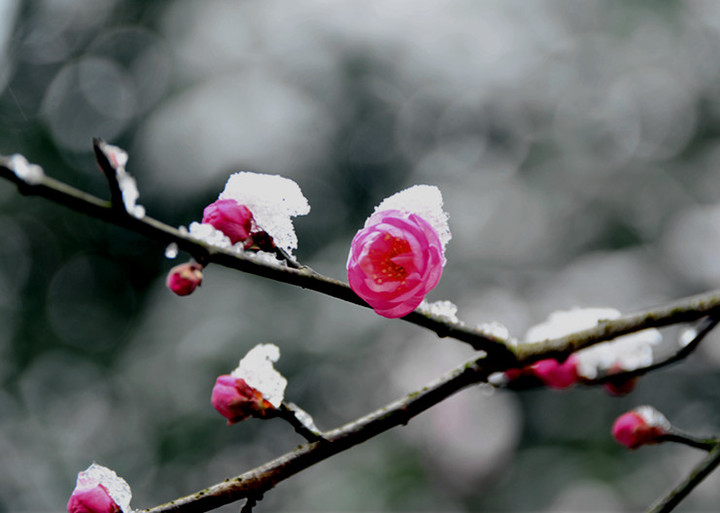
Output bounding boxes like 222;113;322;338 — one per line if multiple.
648;442;720;513
141;355;490;513
0;153;512;357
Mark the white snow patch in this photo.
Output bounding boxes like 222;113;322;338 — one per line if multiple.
74;463;132;513
418;299;459;323
524;307;662;379
374;184;451;252
231;343;287;408
9;154;45;185
188;221;233;248
101;143;145;219
476;321;512;341
219;172;310;256
634;405;671;429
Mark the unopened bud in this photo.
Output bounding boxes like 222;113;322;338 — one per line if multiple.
202;199;254;245
166;262;203;296
612;406;670;449
531;355;579;390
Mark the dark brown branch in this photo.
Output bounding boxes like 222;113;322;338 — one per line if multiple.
0;154;511;357
648;442;720;513
142;356;490;513
512;295;720;365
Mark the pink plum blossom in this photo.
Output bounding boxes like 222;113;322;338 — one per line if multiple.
530;355;579;389
67;464;131;513
166;262;203;296
347;209;445;318
202;199;254;245
612;406;670;449
211;375;274;424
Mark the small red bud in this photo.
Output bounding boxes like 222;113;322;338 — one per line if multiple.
612;407;669;449
166;262;203;296
202;199;254;245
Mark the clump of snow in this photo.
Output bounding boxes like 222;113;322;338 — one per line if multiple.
101;143;145;219
75;463;132;513
525;307;621;342
524;307;662;379
219;172;310;256
231;343;287;408
634;405;672;430
476;321;512;341
247;250;286;267
164;242;179;259
679;327;697;348
487;371;509;387
287;402;320;433
9;154;45;185
188;221;234;248
418;299;459;323
375;184;451;252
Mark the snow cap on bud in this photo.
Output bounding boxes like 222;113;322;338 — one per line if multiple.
218;172;310;256
530;355;579;389
202;199;254;245
166;262;203;296
67;463;131;513
347;185;450;318
211;344;287;424
612;406;670;449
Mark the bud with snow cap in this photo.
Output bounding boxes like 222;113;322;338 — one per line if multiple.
202;199;255;246
211;343;288;424
347;185;451;318
191;171;310;255
612;406;671;449
67;463;131;513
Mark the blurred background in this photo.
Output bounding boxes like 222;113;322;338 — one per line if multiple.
2;1;720;511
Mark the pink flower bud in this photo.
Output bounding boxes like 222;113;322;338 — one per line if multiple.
530;355;579;389
347;210;444;318
166;262;203;296
604;378;637;396
211;375;274;424
67;464;131;513
202;199;254;245
68;484;119;513
612;406;670;449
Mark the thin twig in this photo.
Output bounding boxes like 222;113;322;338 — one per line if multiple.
141;355;490;513
648;442;720;513
659;431;719;452
272;403;325;443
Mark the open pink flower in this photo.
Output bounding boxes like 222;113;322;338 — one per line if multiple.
166;262;203;296
67;464;131;513
202;199;254;245
348;210;444;318
211;375;274;424
530;355;579;390
612;406;670;449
